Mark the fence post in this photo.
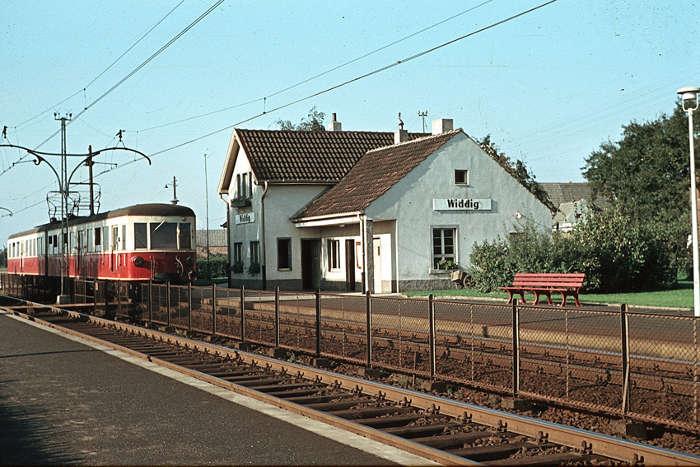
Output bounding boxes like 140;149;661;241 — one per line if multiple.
147;279;153;324
212;283;217;338
428;294;436;379
274;286;280;347
104;280;110;318
188;281;192;333
315;290;321;357
166;281;172;328
240;285;246;342
366;290;372;367
92;279;97;315
621;303;630;415
512;300;520;396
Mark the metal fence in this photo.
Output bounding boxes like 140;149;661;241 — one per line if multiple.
1;271;697;432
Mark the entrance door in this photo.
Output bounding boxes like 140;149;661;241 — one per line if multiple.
301;239;321;290
345;239;356;291
372;237;382;293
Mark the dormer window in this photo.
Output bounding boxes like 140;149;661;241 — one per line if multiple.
454;169;469;185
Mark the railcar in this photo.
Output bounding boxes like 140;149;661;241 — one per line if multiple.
6;203;196;284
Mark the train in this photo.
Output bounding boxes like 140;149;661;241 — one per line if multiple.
6;203;197;287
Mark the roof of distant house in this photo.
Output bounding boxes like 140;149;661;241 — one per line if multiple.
540;182;593;208
218;129;428;192
296;130;461;219
195;229;227;247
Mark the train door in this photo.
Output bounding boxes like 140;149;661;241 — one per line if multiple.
111;225;119;273
77;230;84;277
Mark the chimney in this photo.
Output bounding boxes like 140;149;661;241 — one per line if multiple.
394;112;408;144
432;118;454;135
328;112;342;131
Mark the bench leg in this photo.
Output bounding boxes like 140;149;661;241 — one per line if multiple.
506;291;514;305
560;292;568;307
518;292;527;305
546;292;553;305
573;292;581;307
534;291;542;305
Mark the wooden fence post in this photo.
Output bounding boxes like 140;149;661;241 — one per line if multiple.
512;300;520;396
240;285;246;342
274;286;280;347
315;290;321;357
621;303;630;415
428;294;436;378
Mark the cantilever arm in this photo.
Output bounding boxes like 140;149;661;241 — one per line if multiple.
67;147;151;188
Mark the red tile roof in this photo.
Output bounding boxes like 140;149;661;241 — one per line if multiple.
296;130;461;219
236;129;427;184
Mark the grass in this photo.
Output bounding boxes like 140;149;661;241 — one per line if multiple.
405;281;694;309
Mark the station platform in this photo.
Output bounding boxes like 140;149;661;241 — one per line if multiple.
0;313;428;465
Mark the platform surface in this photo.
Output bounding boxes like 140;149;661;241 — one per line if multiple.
0;314;394;465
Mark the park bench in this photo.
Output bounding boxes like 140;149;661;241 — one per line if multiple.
500;272;585;307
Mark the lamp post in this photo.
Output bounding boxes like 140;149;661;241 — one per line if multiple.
677;86;700;317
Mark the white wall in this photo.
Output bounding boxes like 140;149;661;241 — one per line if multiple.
366;133;552;283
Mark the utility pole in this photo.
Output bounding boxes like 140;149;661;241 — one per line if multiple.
204;152;211;281
165;176;179;205
418;110;429;133
87;145;95;216
54;112;71;304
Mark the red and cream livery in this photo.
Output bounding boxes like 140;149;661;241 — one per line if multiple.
7;203;196;282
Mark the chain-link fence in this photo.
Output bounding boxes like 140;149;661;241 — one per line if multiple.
319;293;367;364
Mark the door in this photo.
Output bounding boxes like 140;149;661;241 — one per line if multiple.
301;239;321;290
345;239;356;292
372;237;382;293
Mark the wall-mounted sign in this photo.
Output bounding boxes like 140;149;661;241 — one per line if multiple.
433;198;492;211
234;212;256;224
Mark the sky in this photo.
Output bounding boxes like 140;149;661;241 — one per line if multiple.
1;0;698;244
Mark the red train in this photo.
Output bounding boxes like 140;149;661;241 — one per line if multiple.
7;203;196;284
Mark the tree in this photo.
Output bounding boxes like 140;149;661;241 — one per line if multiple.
276;107;326;131
583;104;694;276
478;135;555;211
0;246;5;268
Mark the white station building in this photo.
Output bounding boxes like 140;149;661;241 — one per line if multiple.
217;117;552;292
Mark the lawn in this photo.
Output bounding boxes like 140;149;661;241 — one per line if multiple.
404;281;694;309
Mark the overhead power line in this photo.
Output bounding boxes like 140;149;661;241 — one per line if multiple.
137;0;496;133
14;0;185;131
102;0;559;174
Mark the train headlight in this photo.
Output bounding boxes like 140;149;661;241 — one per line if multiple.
132;256;146;267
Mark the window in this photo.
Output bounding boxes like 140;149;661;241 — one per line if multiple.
432;227;456;269
327;239;340;271
233;242;243;264
94;227;102;248
236;174;241;198
241;173;248;199
250;241;260;265
121;225;126;250
111;226;119;250
178;223;191;250
277;238;291;270
454;169;469;185
248;171;253;198
87;228;93;252
150;222;177;249
133;223;147;249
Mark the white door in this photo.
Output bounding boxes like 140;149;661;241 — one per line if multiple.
373;238;383;293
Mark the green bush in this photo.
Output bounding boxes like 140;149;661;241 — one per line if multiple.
197;255;229;279
469;209;677;293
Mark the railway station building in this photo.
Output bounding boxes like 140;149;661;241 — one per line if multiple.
217;117;552;292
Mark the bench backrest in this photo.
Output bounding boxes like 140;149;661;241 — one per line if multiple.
512;272;585;289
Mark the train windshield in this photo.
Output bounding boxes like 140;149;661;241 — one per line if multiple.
150;222;177;249
178;223;191;250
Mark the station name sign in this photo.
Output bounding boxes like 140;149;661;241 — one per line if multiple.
234;212;256;224
433;198;492;211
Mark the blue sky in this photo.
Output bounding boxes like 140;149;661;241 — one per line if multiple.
1;0;697;243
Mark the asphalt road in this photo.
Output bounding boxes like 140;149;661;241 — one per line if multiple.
0;314;393;465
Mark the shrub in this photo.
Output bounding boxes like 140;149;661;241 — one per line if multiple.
197;254;229;279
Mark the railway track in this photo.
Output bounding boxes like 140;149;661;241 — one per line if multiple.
3;298;698;466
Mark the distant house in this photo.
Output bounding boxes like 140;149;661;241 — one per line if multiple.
540;182;596;232
218;115;552;292
195;229;227;256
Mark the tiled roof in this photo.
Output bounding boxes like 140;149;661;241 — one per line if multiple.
196;229;227;247
297;130;461;219
236;129;427;183
540;182;593;208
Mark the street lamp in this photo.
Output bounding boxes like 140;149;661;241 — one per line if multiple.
677;86;700;317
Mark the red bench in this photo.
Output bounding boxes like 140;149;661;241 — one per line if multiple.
499;273;585;307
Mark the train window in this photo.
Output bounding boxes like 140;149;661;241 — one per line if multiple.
178;223;191;250
121;225;126;250
134;223;148;249
94;227;102;248
87;229;93;252
111;226;119;250
150;222;177;249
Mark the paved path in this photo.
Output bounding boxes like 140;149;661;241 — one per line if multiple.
0;314;406;465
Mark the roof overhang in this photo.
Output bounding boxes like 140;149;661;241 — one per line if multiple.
217;129;241;195
292;211;362;228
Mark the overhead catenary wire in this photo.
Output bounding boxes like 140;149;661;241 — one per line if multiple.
136;0;496;133
8;0;558;215
13;0;186;131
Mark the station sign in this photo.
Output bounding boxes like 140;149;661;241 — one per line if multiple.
234;212;256;224
433;198;492;211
